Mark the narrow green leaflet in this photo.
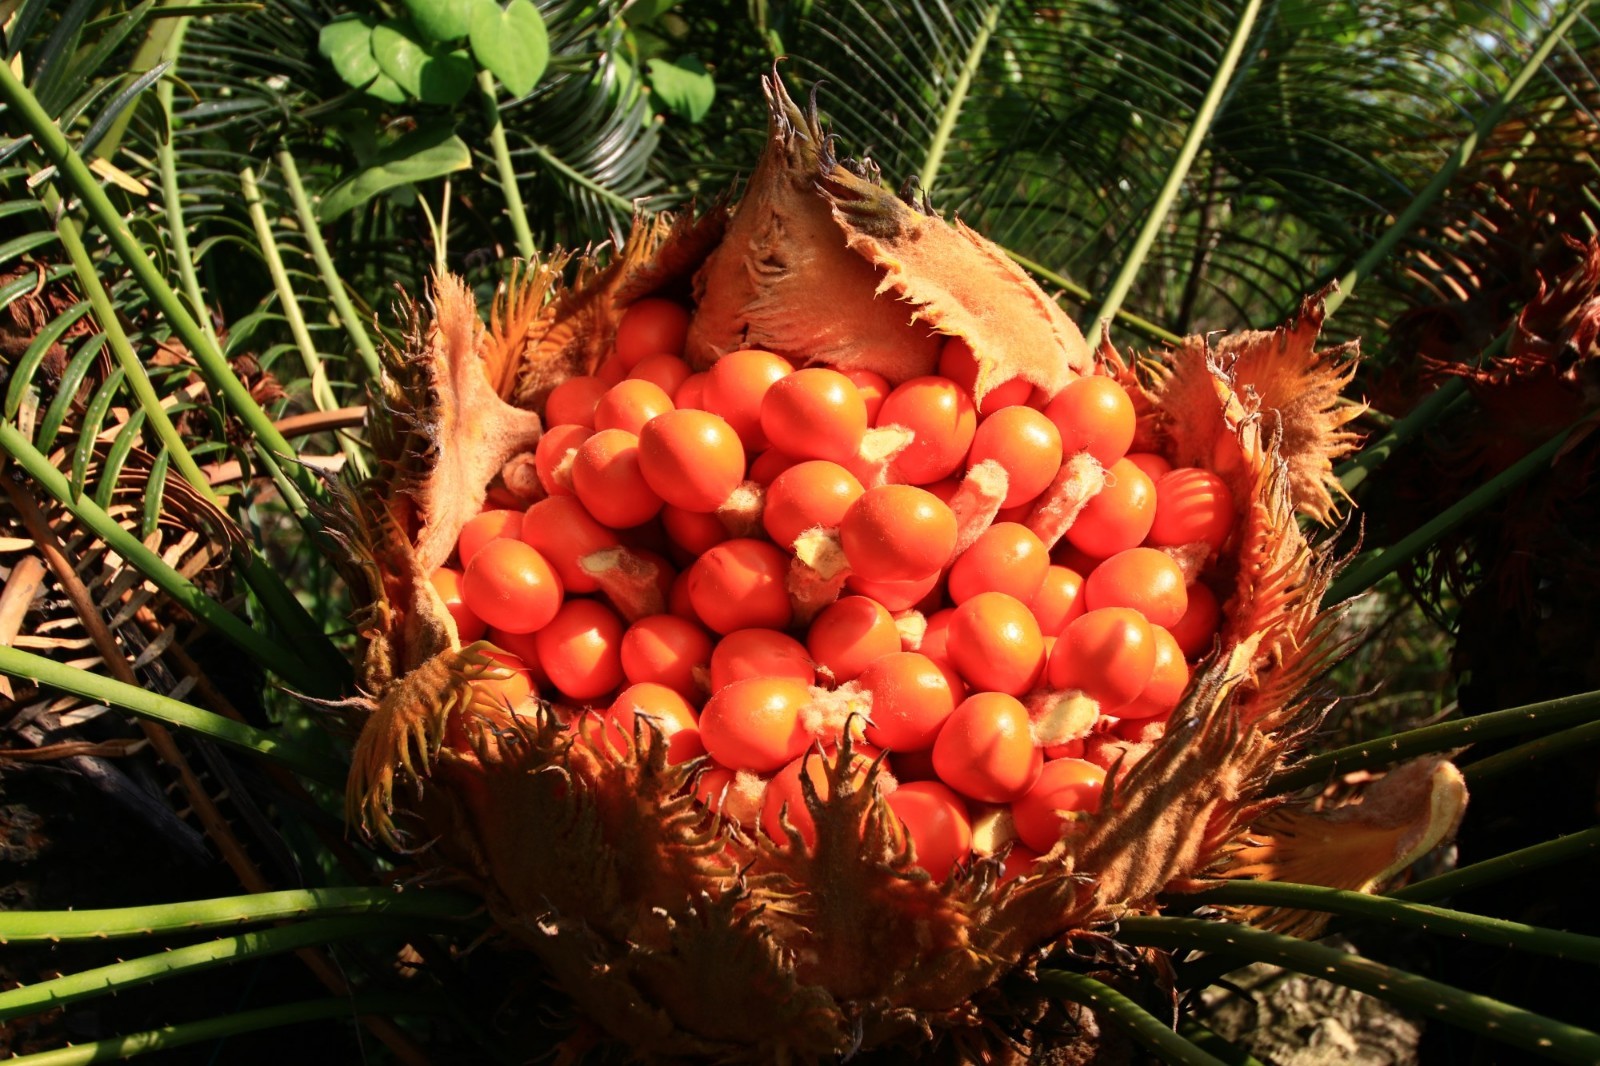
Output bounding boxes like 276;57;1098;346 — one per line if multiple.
1269;689;1600;794
919;3;1001;194
0;643;342;782
0;887;479;942
372;19;473;105
1186;880;1600;964
34;334;103;452
1123;916;1600;1063
2;994;443;1066
1393;827;1600;905
404;0;477;43
318;16;404;103
4;300;90;418
276;150;383;382
469;0;549;98
318;123;472;221
647;55;715;123
1038;971;1229;1066
0;920;410;1021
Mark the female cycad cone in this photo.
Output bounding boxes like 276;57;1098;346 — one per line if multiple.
333;75;1464;1060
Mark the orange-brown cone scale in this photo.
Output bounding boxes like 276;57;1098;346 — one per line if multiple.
331;76;1466;1062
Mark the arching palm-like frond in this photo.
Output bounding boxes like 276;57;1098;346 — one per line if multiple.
677;0;1596;349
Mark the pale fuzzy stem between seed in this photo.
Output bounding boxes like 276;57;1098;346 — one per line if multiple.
499;452;547;504
969;804;1020;857
788;527;851;624
800;681;873;740
724;770;767;827
1026;689;1101;747
951;459;1009;553
1026;451;1107;549
1156;540;1213;584
893;609;927;651
580;547;667;621
548;447;579;495
717;480;766;537
854;425;915;488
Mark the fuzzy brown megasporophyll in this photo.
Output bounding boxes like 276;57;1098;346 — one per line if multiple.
335;76;1463;1062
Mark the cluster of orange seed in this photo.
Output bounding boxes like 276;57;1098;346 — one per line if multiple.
424;291;1240;874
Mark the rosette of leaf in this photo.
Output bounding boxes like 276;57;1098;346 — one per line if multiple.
328;77;1463;1060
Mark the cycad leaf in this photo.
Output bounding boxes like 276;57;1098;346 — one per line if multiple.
501;48;665;241
79;61;173;157
732;0;1595;341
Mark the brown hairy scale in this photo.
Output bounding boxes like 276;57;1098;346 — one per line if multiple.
1140;292;1364;525
328;76;1465;1063
402;275;545;576
688;77;1092;400
1221;758;1469;937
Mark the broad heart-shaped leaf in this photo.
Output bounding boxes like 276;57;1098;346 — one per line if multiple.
469;0;550;98
371;19;473;105
318;123;472;221
647;55;715;123
318;16;406;103
402;0;477;43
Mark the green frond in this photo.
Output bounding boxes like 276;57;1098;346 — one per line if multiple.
1039;970;1233;1065
2;994;450;1066
688;0;1596;343
1125;914;1600;1063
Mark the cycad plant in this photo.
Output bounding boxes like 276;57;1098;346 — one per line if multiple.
2;0;1599;1062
